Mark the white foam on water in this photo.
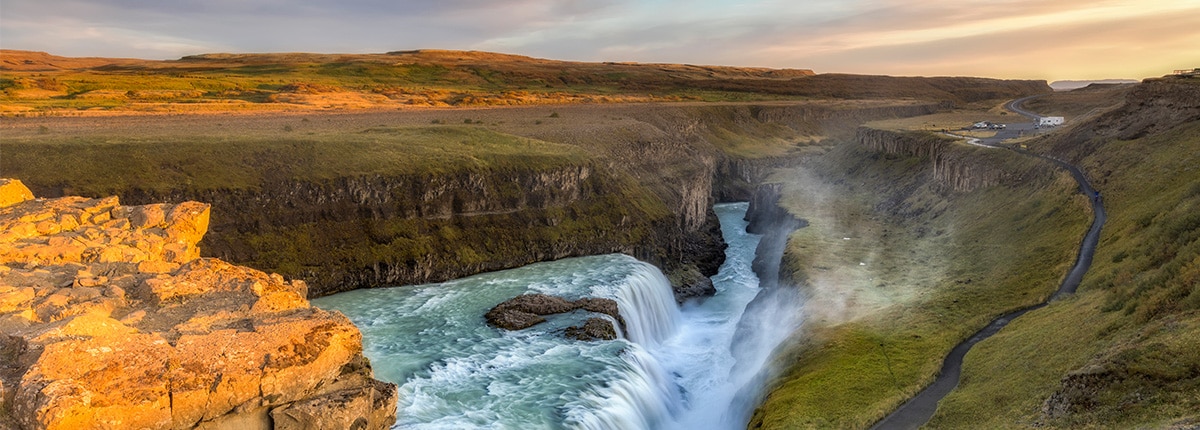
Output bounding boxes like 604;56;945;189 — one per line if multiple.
313;202;792;430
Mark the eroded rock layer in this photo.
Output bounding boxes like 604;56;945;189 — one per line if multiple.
0;179;396;430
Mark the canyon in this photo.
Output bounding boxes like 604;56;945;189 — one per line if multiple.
4;49;1197;429
2;100;972;302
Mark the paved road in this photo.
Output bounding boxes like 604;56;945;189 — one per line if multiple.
870;96;1106;430
1005;95;1045;120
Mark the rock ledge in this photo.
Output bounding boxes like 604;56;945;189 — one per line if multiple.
0;179;396;430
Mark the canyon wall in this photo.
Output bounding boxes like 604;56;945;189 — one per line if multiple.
855;127;1020;192
110;165;685;297
1041;78;1200;161
9;102;954;300
0;179;396;430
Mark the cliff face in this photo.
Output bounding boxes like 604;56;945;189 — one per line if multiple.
855;127;1017;192
110;163;689;298
0;179;396;430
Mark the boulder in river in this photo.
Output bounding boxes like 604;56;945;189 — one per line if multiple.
565;317;619;341
485;293;626;336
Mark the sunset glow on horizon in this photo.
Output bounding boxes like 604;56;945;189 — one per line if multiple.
1;0;1196;81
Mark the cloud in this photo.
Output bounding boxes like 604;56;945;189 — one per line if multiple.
1;0;1195;79
750;3;1200;79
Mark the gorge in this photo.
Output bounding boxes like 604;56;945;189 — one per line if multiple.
4;48;1197;430
313;202;778;429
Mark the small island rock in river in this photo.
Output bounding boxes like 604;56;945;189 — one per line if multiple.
485;293;625;340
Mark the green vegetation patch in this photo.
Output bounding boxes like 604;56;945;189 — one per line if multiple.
927;117;1200;429
750;129;1090;428
1;126;589;195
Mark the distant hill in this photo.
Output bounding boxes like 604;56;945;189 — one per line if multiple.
1049;79;1139;91
1;49;1049;115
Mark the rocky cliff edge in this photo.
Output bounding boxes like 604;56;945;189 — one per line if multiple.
0;179;396;430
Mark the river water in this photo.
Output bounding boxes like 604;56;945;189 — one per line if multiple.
314;202;771;429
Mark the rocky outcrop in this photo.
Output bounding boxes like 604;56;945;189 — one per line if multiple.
484;293;624;339
744;183;806;290
0;179;396;430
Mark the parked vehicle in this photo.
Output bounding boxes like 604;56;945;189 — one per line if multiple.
1037;116;1064;126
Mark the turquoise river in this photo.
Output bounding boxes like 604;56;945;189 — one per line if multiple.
314;202;804;429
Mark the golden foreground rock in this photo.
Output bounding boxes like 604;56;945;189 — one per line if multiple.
0;179;396;430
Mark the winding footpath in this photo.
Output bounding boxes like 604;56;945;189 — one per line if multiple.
870;96;1107;429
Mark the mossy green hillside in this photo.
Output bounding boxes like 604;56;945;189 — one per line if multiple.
927;119;1200;429
749;129;1090;429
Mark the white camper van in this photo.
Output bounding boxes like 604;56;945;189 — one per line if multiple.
1037;116;1064;127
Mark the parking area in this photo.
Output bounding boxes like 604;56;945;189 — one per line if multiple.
964;120;1055;144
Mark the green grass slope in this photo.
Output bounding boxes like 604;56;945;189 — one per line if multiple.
751;78;1200;429
2;126;589;194
928;89;1200;429
748;130;1088;428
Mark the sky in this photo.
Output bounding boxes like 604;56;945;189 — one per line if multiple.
1;0;1197;81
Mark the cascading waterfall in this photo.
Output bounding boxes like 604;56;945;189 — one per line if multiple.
313;202;792;429
568;260;684;429
595;262;682;347
569;346;680;429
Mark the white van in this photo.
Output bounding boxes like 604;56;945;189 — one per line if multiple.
1037;116;1064;126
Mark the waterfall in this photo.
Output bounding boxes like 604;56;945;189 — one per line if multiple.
604;261;682;348
572;259;684;429
311;203;776;430
569;346;681;430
